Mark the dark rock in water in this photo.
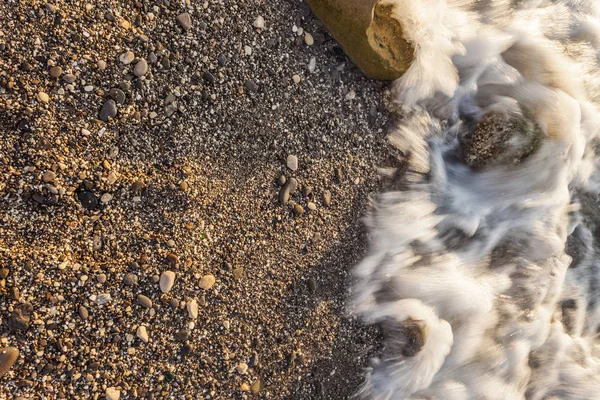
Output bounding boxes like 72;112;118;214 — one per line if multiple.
460;106;542;168
381;318;426;358
0;347;19;377
77;191;98;210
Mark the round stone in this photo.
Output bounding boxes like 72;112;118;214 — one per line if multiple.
99;100;118;122
304;33;314;46
159;271;176;293
187;299;199;319
49;66;62;78
199;274;216;290
63;74;76;83
136;325;149;343
0;347;19;378
293;204;304;215
79;306;89;320
109;88;126;104
37;92;50;103
105;387;120;400
176;13;192;31
42;170;56;183
286;155;298;171
119;51;135;65
133;59;148;77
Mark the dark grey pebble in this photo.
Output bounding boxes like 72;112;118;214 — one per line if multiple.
175;330;189;342
77;191;98;210
245;80;259;92
204;71;216;83
99;100;118;122
160;57;171;69
181;343;193;355
277;175;286;186
217;55;227;66
17;119;31;133
109;88;126;104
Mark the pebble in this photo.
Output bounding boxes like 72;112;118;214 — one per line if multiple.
181;343;194;356
322;190;332;207
49;66;62;78
175;330;189;342
187;299;198;319
286;155;298;171
277;175;287;186
236;362;248;374
133;59;148;77
307;202;317;211
293;204;305;215
204;71;216;83
137;294;152;308
42;170;56;183
253;16;265;29
177;13;192;31
292;74;301;84
97;60;107;70
0;347;19;378
79;306;89;320
99;100;118;122
95;293;111;305
199;274;216;290
63;73;76;84
308;57;316;73
97;273;107;284
251;378;264;394
124;273;138;285
304;33;314;46
233;267;244;280
159;271;176;293
77;191;98;210
136;325;149;343
217;55;227;66
105;387;120;400
119;51;135;65
100;193;113;204
107;171;118;185
245;80;259;92
37;92;50;103
279;177;298;204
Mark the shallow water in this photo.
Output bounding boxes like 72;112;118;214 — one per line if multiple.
353;1;600;398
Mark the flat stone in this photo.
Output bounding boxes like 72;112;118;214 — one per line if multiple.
99;100;118;122
199;274;216;290
0;347;19;378
187;299;198;319
77;191;98;210
133;59;148;77
137;294;152;308
105;387;120;400
177;13;192;31
237;362;248;374
63;73;76;83
174;330;189;342
286;155;298;171
160;271;176;293
109;88;126;104
49;66;62;78
119;51;135;65
136;325;149;342
251;378;264;394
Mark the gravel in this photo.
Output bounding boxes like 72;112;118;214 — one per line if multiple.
0;0;389;398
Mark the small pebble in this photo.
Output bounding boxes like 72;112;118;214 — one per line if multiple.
100;193;113;204
237;362;248;374
322;190;332;207
0;347;19;378
251;378;264;394
37;92;50;103
245;80;259;92
136;325;149;343
78;306;89;320
279;178;298;204
253;16;265;29
63;73;76;83
307;202;317;211
292;74;301;84
293;204;304;215
286;155;298;171
119;51;135;65
177;13;192;31
42;170;56;183
105;387;120;400
137;294;152;308
199;274;216;290
304;33;314;46
49;66;62;78
124;273;138;286
99;100;118;122
97;60;107;70
187;299;198;319
133;59;148;77
160;271;176;293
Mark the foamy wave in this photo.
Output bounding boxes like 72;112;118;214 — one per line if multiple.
354;1;600;399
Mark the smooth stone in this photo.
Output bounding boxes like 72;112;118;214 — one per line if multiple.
177;13;192;31
217;55;227;66
0;347;19;378
174;330;189;341
279;178;298;204
237;362;248;374
322;190;332;206
133;59;148;77
109;88;126;104
187;299;198;319
37;92;50;103
251;378;264;394
137;294;152;308
42;170;56;183
286;155;298;171
245;80;258;92
79;306;89;320
203;71;216;83
293;204;305;215
307;202;317;211
77;191;98;210
105;387;120;400
124;273;138;285
119;51;135;65
49;66;62;78
137;325;149;342
99;100;118;122
63;73;76;83
304;33;314;46
199;274;216;290
159;271;176;293
253;16;265;29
